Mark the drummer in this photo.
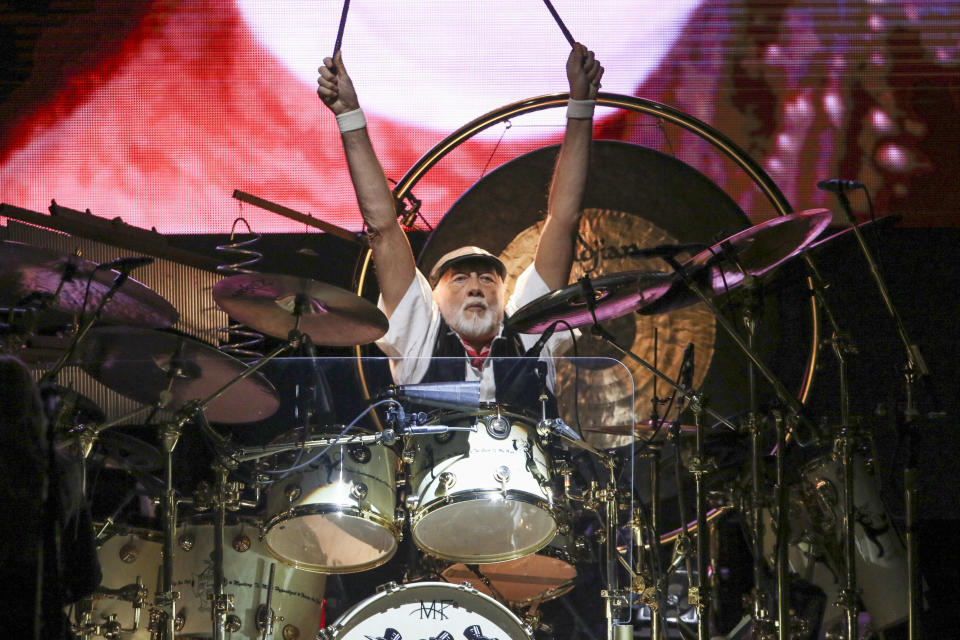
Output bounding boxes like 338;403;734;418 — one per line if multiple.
317;45;603;401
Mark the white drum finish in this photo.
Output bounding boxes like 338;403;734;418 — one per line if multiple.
172;521;326;639
408;412;557;563
319;581;532;640
441;524;589;605
263;442;401;573
759;449;908;632
73;528;162;639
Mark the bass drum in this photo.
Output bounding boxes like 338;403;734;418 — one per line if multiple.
172;519;326;639
70;526;162;639
319;581;532;640
407;409;557;563
263;436;401;573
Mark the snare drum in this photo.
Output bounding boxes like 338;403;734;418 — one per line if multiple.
263;440;401;573
172;520;326;639
407;410;557;563
318;581;532;640
440;523;590;605
70;527;162;639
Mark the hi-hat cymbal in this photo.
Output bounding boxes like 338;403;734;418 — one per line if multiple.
213;273;388;346
0;240;178;328
505;270;674;334
77;327;279;424
640;208;832;314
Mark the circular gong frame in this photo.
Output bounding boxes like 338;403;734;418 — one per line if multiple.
353;92;819;411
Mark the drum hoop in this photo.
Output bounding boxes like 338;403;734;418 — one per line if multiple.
322;581;533;639
412;490;557;562
262;504;401;574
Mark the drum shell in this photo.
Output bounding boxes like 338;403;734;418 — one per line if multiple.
263;442;401;573
73;527;163;639
319;581;532;640
757;449;908;632
172;521;326;638
408;413;557;563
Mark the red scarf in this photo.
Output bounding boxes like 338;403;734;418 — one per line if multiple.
461;342;490;371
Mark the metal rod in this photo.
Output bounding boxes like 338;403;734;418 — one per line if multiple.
212;465;228;640
840;432;859;640
773;413;789;640
691;399;710;640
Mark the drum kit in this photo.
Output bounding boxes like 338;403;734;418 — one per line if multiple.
0;198;919;640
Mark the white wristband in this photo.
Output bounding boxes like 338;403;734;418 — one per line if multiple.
336;108;367;133
566;98;596;119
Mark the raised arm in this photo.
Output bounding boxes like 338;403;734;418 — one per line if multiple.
534;43;604;291
317;51;416;316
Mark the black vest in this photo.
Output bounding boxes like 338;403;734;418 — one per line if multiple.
420;315;558;416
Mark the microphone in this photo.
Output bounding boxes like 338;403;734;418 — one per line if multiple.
816;178;864;192
522;320;561;358
99;256;154;271
384;381;481;410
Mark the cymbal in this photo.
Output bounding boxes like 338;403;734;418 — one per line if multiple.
582;419;698;440
505;270;674;334
213;273;388;346
640;208;832;314
77;327;279;424
0;241;178;328
40;383;106;427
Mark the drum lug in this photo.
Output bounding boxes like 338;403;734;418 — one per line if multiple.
395;471;407;488
350;481;369;501
178;532;195;551
284;483;302;502
405;493;420;512
394;506;406;529
438;471;457;498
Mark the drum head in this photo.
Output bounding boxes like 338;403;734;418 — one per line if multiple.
442;554;577;604
265;513;399;573
324;582;530;640
412;497;556;563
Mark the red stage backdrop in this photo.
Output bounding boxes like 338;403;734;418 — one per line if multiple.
2;0;958;234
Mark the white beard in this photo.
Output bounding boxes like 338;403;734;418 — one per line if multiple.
446;298;501;343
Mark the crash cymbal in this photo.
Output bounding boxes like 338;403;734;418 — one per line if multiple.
640;209;832;315
505;270;674;334
0;241;178;328
213;273;388;346
56;430;164;473
77;327;279;424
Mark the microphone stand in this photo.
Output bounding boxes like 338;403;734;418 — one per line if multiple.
826;187;931;640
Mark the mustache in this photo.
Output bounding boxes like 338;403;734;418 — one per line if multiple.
460;297;489;312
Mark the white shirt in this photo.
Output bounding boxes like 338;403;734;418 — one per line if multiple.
376;264;561;402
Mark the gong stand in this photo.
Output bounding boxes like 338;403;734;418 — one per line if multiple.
826;187;932;640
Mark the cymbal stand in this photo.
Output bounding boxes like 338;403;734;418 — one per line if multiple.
740;279;777;638
684;389;713;640
826;186;931;640
656;259;820;443
40;265;134;386
70;399;169;497
772;411;790;640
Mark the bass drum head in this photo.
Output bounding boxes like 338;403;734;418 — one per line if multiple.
323;582;531;640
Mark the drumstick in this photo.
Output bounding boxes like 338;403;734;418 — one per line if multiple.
542;0;576;47
333;0;351;56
